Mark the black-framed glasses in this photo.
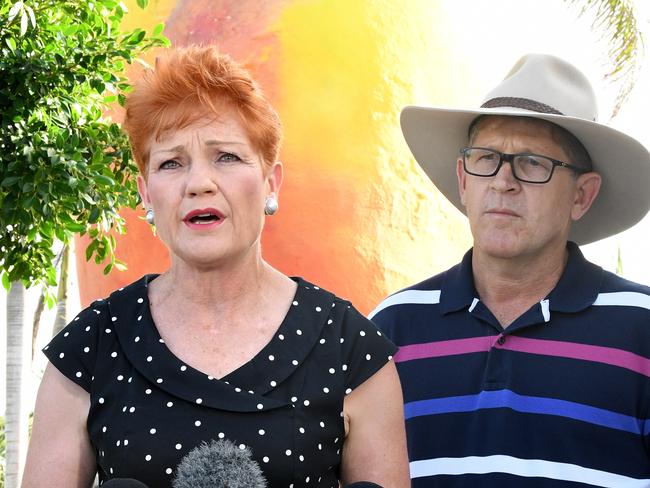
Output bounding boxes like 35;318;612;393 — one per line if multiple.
460;147;589;184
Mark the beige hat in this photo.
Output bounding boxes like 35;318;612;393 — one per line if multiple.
401;53;650;245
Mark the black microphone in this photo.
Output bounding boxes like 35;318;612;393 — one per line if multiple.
345;483;384;488
102;479;150;488
172;438;267;488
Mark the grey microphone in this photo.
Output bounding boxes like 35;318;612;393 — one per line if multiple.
172;439;267;488
102;479;150;488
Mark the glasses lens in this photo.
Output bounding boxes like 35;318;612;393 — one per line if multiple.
463;148;500;176
513;155;553;182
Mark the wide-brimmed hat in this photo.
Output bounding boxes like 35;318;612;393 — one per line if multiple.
401;53;650;245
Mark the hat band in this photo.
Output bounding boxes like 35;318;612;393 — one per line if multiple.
481;97;564;115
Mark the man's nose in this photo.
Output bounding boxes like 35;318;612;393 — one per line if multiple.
490;158;519;191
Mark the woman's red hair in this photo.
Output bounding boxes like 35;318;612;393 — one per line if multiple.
123;45;282;174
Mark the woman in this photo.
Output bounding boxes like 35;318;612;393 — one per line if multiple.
22;45;409;488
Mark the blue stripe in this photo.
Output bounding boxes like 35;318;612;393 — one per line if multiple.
405;389;648;435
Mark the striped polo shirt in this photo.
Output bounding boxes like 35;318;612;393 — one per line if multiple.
370;242;650;487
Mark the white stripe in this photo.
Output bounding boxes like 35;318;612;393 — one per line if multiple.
368;289;441;319
540;299;550;322
593;292;650;310
468;297;479;313
410;455;650;488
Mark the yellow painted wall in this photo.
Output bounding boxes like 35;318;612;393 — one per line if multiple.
77;0;473;313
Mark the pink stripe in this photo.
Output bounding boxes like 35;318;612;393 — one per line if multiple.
395;335;650;378
395;336;495;362
501;336;650;378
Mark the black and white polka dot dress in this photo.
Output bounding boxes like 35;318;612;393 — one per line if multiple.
43;275;397;488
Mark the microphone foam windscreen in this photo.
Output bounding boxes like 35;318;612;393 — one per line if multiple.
172;439;267;488
101;479;150;488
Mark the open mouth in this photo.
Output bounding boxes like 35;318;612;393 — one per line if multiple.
184;208;224;225
188;213;221;224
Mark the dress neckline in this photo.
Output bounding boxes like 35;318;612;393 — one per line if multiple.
106;275;336;412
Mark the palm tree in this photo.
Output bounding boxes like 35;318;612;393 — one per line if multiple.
5;282;28;488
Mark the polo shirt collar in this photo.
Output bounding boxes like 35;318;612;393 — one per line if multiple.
439;242;604;316
440;248;478;314
546;241;604;312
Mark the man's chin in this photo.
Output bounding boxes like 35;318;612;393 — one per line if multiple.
473;234;528;260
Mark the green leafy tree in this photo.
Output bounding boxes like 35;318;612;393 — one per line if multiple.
0;1;168;486
0;0;167;293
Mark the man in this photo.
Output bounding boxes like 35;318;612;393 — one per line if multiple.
370;53;650;487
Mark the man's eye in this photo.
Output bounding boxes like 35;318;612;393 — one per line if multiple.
477;152;498;162
519;156;543;167
160;159;180;169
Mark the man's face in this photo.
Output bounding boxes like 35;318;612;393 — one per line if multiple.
457;116;596;261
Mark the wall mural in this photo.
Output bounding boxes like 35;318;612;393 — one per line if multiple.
76;0;472;313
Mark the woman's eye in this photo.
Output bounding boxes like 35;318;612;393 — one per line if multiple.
218;153;240;163
160;159;180;169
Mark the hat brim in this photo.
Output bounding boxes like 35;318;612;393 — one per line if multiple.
401;105;650;245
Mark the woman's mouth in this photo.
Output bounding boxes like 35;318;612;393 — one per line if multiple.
183;208;225;227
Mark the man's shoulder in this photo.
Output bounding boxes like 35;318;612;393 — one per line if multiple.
593;267;650;312
369;264;456;322
598;267;650;294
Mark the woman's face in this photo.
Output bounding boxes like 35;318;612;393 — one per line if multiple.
138;110;282;270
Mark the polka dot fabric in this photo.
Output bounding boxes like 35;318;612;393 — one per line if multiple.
43;275;396;488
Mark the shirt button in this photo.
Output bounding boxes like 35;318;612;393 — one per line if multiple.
497;336;506;345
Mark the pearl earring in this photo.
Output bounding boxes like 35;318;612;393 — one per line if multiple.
264;194;278;216
145;208;155;225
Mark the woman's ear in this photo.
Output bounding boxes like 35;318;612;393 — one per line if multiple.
266;161;284;196
137;174;151;208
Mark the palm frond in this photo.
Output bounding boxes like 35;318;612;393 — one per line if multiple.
564;0;645;117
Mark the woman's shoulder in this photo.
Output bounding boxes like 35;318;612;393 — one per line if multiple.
291;276;353;308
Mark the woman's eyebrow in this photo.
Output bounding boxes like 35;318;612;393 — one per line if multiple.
151;144;186;155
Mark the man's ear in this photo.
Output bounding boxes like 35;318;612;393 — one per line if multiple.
571;172;602;221
266;161;284;196
456;158;467;207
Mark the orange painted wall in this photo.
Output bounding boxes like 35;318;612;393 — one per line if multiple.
76;0;473;314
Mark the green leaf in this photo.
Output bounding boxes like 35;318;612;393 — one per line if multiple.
1;272;10;291
152;22;165;37
95;175;116;186
88;207;100;223
2;176;21;187
5;37;17;52
8;2;23;22
85;239;98;261
136;0;149;9
66;222;86;233
20;10;28;36
26;5;36;28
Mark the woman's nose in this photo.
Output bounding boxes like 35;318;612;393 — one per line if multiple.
185;161;219;196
